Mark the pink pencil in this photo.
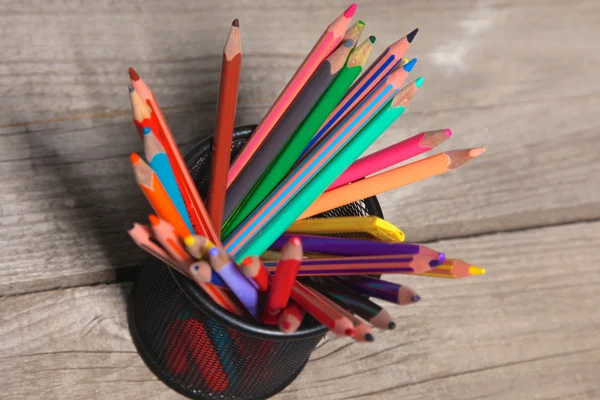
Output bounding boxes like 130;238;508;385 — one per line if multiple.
328;129;452;190
226;4;357;186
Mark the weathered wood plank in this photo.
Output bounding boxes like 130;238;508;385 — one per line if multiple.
2;222;599;399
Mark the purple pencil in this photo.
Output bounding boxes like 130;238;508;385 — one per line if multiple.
271;233;445;262
334;275;420;306
208;247;260;319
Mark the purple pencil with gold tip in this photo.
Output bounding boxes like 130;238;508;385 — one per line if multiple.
271;233;445;263
334;275;421;306
208;247;260;319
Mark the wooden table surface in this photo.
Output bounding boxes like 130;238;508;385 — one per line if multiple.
1;0;599;399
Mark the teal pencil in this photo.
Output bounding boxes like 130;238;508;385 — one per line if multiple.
233;78;423;261
143;127;193;232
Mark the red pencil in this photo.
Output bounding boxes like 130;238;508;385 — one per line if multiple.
263;237;303;324
240;256;270;292
278;301;305;334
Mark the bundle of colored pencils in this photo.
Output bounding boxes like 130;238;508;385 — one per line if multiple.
127;4;486;342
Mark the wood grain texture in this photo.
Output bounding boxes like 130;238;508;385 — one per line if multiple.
1;0;600;295
2;222;599;399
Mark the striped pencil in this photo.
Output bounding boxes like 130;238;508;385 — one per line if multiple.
208;247;260;319
223;39;357;223
301;147;486;219
224;61;416;260
290;280;355;337
328;129;452;190
299;28;418;158
419;259;486;279
227;4;357;185
271;233;444;262
209;19;242;234
130;153;191;239
336;276;420;306
239;256;270;292
129;68;221;245
278;301;305;334
310;279;396;330
263;237;303;324
304;284;374;342
144;127;193;232
264;254;432;276
222;36;375;238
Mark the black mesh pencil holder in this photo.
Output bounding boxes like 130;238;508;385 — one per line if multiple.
129;125;384;400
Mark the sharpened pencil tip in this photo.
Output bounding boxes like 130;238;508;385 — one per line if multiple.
129;152;141;163
364;333;375;342
412;295;421;303
368;35;376;43
407;28;419;43
403;58;417;72
444;129;452;137
388;322;396;330
470;147;486;157
415;77;425;88
128;67;140;81
184;235;196;247
469;266;486;275
148;214;160;226
232;18;239;27
344;3;357;18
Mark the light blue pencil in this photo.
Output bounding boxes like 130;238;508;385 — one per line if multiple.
143;127;193;232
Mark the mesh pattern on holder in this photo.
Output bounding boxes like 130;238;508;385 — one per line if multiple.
129;126;383;400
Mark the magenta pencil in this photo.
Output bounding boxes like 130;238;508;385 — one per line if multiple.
328;129;452;190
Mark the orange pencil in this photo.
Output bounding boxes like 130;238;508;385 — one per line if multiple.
129;68;221;245
209;19;242;233
227;4;357;185
130;153;191;238
299;148;486;219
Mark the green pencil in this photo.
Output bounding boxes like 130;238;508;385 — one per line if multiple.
222;36;376;240
232;78;423;261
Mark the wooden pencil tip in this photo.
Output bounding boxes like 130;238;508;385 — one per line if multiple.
129;152;141;163
469;266;486;275
148;214;160;226
344;3;357;18
407;28;419;43
368;35;376;43
184;235;196;247
128;67;140;81
470;147;486;157
232;18;239;27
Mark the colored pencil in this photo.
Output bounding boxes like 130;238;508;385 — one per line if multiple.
223;39;356;224
208;247;260;319
310;279;396;330
223;36;376;238
188;259;227;286
301;147;486;219
240;256;270;292
149;214;193;266
336;276;420;306
228;77;420;261
226;4;357;186
225;61;416;260
263;237;303;324
287;216;405;242
209;19;242;234
183;235;207;259
144;127;193;232
264;254;432;276
419;259;486;279
129;68;221;245
272;233;444;262
328;129;452;190
130;153;191;238
129;86;162;140
127;222;188;276
299;28;418;158
305;284;373;342
278;301;305;334
290;280;355;337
